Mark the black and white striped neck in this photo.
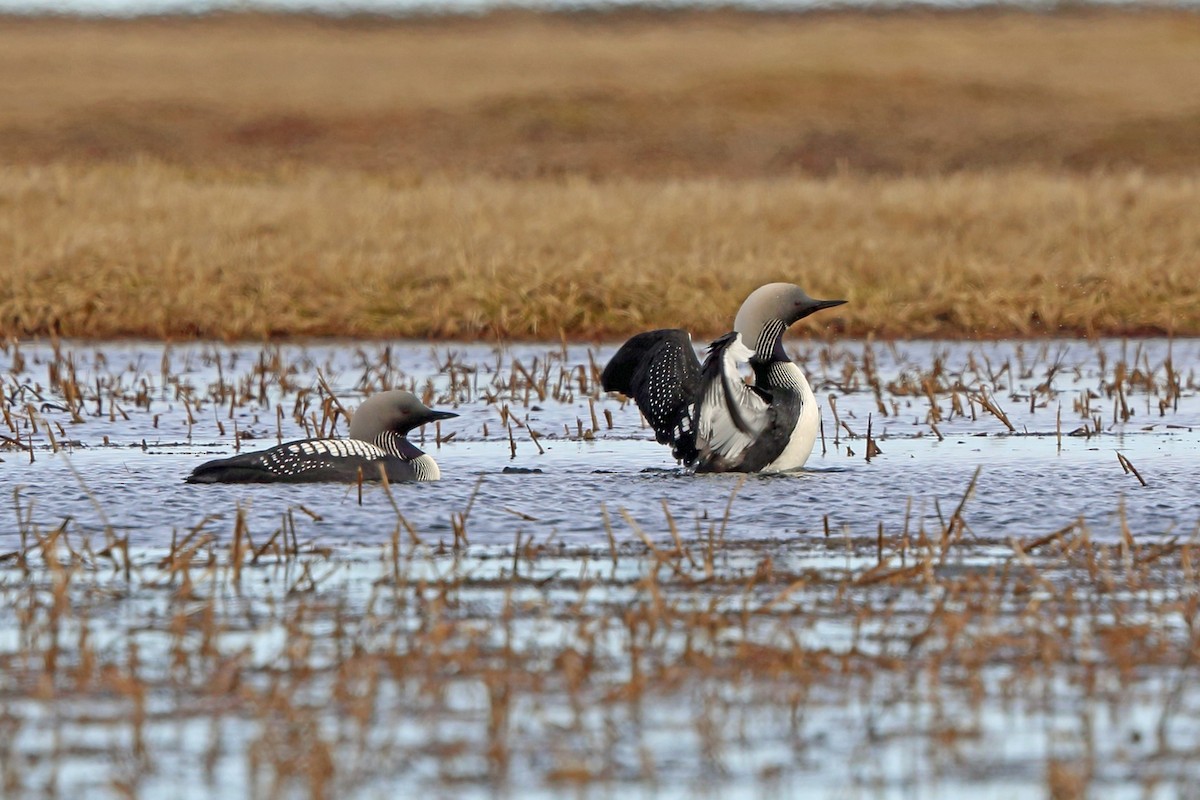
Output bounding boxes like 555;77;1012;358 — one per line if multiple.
375;429;425;461
751;318;791;365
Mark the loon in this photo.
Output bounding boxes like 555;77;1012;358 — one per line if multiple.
601;283;845;473
185;390;457;484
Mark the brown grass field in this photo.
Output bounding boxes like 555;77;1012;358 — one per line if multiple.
2;8;1200;340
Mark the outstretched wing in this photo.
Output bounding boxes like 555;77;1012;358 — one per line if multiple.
694;332;772;472
601;329;703;464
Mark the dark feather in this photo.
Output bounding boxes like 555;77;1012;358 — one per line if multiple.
692;332;802;474
601;329;702;465
185;438;418;484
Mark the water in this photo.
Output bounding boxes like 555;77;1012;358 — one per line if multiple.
5;337;1200;798
4;337;1197;549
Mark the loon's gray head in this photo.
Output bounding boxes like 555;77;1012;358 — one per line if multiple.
349;391;458;441
733;283;846;362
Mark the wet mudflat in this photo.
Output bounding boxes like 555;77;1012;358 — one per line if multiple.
3;338;1200;798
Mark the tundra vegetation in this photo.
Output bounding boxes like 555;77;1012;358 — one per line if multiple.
2;9;1199;339
3;8;1200;798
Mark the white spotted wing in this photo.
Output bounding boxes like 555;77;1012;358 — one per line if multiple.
261;438;389;476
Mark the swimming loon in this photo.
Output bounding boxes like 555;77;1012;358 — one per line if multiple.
601;283;845;473
185;390;457;484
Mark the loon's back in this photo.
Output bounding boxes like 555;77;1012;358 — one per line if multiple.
185;438;439;484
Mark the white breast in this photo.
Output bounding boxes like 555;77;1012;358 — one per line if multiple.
761;363;821;473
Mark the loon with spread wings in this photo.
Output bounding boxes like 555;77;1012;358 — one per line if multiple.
601;283;845;473
186;390;457;484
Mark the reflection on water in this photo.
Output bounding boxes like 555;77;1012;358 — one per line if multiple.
3;509;1200;797
3;338;1199;548
4;337;1200;797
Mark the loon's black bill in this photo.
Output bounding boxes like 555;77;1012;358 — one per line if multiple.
428;410;460;421
797;298;847;320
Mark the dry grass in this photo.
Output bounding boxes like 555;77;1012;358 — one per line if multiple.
3;163;1199;340
2;9;1200;340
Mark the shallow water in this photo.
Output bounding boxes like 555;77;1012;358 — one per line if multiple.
5;337;1200;798
3;337;1198;549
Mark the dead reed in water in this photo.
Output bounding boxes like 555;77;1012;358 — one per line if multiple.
3;335;1199;794
3;480;1200;796
2;337;1195;465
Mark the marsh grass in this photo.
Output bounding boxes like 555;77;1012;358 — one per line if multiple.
3;333;1200;794
3;10;1200;340
4;164;1200;340
4;335;1196;464
3;334;1197;509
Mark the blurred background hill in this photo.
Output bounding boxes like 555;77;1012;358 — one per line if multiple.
3;9;1200;178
